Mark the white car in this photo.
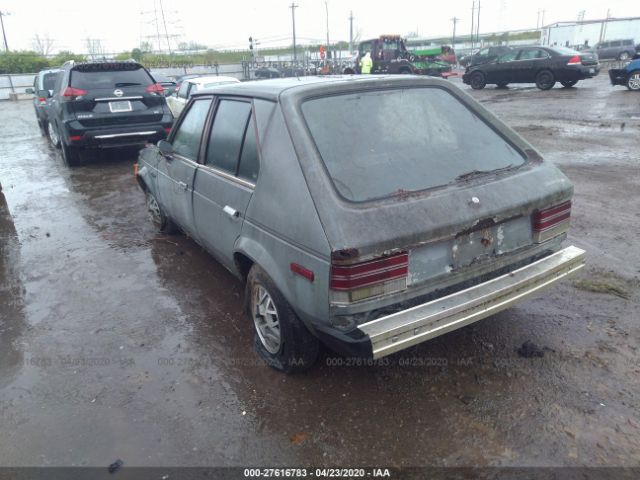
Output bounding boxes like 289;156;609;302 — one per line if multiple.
167;76;240;117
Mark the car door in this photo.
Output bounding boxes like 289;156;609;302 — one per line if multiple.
485;49;519;84
511;48;548;82
156;97;213;236
192;98;260;271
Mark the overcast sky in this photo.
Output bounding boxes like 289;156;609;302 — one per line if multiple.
2;0;638;54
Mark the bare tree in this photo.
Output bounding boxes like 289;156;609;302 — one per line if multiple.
85;38;105;60
32;34;55;56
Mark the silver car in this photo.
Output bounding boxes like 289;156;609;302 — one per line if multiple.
136;76;585;373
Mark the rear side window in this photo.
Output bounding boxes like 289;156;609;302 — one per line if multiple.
42;72;59;92
610;41;621;47
302;88;525;202
70;66;153;90
171;98;212;160
205;100;251;174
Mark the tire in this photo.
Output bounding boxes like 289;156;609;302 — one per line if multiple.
47;121;60;148
560;80;578;88
145;190;177;233
469;71;486;90
399;68;412;74
343;68;355;75
618;51;630;61
496;82;509;88
246;264;319;373
61;142;82;167
626;71;640;91
535;70;556;90
38;119;47;136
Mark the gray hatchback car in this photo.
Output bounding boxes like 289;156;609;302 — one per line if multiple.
136;76;585;373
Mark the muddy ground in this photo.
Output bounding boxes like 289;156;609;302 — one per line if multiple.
0;73;639;469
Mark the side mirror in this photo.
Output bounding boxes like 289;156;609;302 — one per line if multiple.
25;88;35;94
158;139;174;157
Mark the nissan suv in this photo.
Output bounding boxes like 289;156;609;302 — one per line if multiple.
47;60;174;166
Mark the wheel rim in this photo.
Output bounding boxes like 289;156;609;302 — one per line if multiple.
539;73;552;88
471;73;484;88
629;74;640;90
146;193;162;226
620;52;629;60
252;285;281;354
48;122;59;145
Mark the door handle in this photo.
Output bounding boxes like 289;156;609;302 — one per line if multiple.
223;205;240;218
178;181;188;190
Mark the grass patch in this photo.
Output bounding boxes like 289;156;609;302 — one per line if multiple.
574;271;633;300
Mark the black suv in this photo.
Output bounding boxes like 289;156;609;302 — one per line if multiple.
47;60;173;165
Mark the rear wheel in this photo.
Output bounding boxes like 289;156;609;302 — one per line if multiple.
246;264;319;373
618;51;630;61
535;70;556;90
469;71;486;90
61;142;81;167
560;80;578;88
627;71;640;91
47;121;60;148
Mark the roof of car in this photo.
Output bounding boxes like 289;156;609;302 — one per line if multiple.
190;75;451;101
188;75;240;85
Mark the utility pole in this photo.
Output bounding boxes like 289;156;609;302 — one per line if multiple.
349;10;354;53
325;1;330;62
290;2;298;62
450;17;459;50
599;8;610;44
0;11;9;52
476;0;481;46
471;1;475;51
536;9;541;29
159;0;172;54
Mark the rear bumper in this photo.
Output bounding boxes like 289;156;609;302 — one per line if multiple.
608;69;628;85
356;245;585;359
561;65;600;80
62;118;173;148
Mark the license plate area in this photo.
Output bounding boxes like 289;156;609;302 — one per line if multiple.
109;100;132;113
589;68;595;74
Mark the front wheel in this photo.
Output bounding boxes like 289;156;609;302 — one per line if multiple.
619;52;630;61
246;264;319;373
627;71;640;91
560;80;578;88
535;70;556;90
469;71;486;90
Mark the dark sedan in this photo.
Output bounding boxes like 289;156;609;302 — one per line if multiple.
463;46;600;90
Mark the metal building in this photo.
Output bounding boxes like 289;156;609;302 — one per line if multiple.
541;16;640;49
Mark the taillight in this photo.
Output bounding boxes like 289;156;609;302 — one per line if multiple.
330;252;408;304
164;127;172;134
61;86;87;100
567;55;582;66
146;83;165;94
37;96;47;105
532;201;571;243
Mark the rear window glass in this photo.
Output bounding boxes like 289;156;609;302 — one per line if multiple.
551;47;580;55
302;88;525;202
70;66;153;90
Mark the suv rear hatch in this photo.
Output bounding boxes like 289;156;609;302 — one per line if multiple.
65;63;165;127
292;81;573;309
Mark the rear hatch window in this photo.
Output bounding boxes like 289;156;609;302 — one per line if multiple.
301;87;526;202
70;64;153;90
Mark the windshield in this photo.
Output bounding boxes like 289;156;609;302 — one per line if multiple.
302;87;525;202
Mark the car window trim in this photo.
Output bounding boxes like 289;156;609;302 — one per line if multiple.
198;95;259;189
167;95;214;162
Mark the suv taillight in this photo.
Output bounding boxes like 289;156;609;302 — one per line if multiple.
330;252;408;304
61;87;87;100
567;55;582;65
532;201;571;243
146;83;165;94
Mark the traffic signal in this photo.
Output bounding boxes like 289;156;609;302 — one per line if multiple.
249;37;254;50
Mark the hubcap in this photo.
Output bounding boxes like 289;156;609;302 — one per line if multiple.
252;285;281;354
48;122;59;145
629;74;640;90
146;194;162;226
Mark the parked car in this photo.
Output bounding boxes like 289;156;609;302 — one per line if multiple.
166;75;240;117
588;39;637;61
46;60;174;166
136;76;585;373
25;68;62;136
151;73;178;97
608;51;640;91
459;46;512;68
463;46;600;90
